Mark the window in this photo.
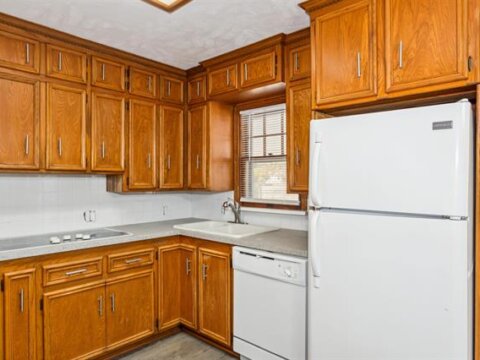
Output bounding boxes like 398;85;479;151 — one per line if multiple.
239;104;299;206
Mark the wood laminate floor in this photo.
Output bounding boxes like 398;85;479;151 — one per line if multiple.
119;333;236;360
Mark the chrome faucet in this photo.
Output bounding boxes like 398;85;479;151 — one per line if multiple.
222;198;242;224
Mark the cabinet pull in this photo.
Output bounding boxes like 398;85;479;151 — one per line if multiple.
201;264;208;280
167;154;171;170
244;63;248;80
98;296;103;317
399;41;404;69
125;258;142;264
58;51;63;71
167;80;171;96
295;148;301;166
101;63;106;81
147;153;152;169
196;154;200;169
57;138;62;157
294;51;299;71
19;288;25;313
110;293;116;312
65;268;87;276
24;135;29;156
226;69;230;86
147;75;152;91
186;258;191;275
356;52;361;78
25;43;30;64
101;141;106;160
196;81;200;97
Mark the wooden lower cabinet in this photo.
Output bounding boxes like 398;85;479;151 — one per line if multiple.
198;245;232;347
43;281;106;360
3;269;36;360
106;271;155;350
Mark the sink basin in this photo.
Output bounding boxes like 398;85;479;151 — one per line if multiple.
174;221;278;239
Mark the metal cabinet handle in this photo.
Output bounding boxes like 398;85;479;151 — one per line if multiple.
65;268;87;276
295;148;301;166
167;80;171;96
186;258;191;275
24;135;29;156
110;293;116;312
196;81;200;97
294;51;299;71
58;51;63;71
399;40;404;69
226;69;230;86
101;141;106;160
147;153;152;169
196;154;200;169
244;63;248;80
101;63;106;81
98;296;103;317
147;76;152;91
356;52;361;78
57;138;62;157
25;43;30;64
201;264;208;280
125;258;142;264
19;288;25;313
167;154;171;170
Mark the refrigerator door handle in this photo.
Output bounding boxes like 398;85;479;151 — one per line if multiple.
309;139;322;208
308;210;322;288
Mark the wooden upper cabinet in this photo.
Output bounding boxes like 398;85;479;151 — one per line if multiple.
287;81;311;193
188;75;206;104
91;91;125;172
159;105;184;189
198;246;231;347
92;56;126;91
288;43;311;81
43;282;106;360
46;83;87;171
128;99;157;190
0;30;39;74
4;269;36;360
106;271;155;349
187;105;207;189
160;76;184;104
46;44;87;84
240;50;278;88
312;0;376;105
129;67;157;98
385;0;468;93
0;75;40;170
208;65;238;96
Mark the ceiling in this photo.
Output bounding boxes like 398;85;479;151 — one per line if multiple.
0;0;310;70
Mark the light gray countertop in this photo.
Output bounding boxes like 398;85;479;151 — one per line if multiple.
0;218;307;261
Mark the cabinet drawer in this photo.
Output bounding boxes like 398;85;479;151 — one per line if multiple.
0;30;40;74
240;51;277;88
46;44;87;83
129;67;157;98
288;44;311;81
160;76;184;104
107;249;154;273
208;65;238;96
43;257;103;286
188;75;206;104
92;56;126;91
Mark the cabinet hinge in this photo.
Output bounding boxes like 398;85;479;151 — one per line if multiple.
468;56;474;72
40;299;44;311
0;279;4;292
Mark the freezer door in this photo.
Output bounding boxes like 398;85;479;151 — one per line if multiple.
309;101;473;217
308;211;473;360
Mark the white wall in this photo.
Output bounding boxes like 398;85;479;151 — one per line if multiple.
0;175;307;239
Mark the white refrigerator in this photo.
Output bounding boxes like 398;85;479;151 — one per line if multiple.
308;100;474;360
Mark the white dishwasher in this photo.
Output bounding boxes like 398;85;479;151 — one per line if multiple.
233;246;307;360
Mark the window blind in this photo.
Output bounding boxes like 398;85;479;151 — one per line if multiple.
239;104;299;205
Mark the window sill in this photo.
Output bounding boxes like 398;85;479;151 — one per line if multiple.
242;206;306;216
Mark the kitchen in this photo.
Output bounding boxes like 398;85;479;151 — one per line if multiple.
0;0;476;359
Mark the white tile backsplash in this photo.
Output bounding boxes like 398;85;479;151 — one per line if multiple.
0;175;307;239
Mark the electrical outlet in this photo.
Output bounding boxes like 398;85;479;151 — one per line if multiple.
162;205;168;216
83;210;97;223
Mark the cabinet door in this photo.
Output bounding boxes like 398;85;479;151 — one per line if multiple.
106;271;155;349
128;99;157;190
0;30;39;73
91;91;125;172
129;67;156;98
0;76;40;170
92;56;126;91
188;76;206;104
160;76;184;104
287;81;311;192
43;282;106;360
288;44;311;81
208;65;238;96
240;51;277;88
198;247;231;346
46;44;87;84
4;269;36;360
46;84;87;171
179;244;197;329
158;245;181;330
159;105;184;189
187;105;207;189
385;0;468;92
313;0;376;105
